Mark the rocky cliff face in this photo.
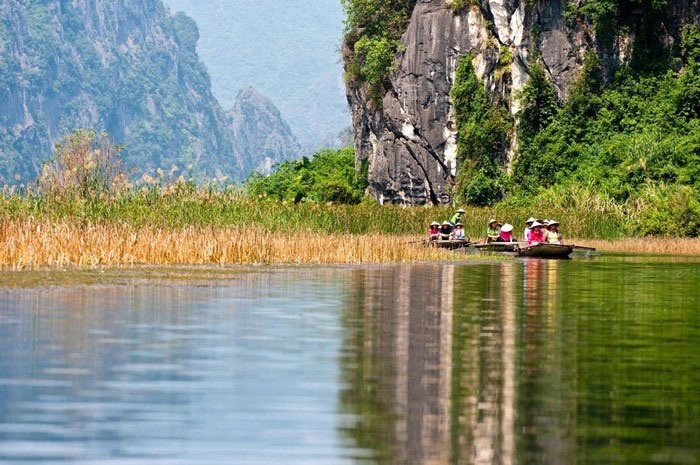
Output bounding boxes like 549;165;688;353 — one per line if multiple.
344;0;700;205
228;87;301;175
0;0;298;183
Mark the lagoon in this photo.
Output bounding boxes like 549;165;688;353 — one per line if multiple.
0;257;698;464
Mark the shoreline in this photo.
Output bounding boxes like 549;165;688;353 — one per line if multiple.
1;219;699;270
577;238;700;256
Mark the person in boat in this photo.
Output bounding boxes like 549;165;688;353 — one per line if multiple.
451;222;466;240
450;208;466;226
497;223;515;242
439;221;453;240
524;217;536;242
528;221;545;245
487;219;501;243
428;221;440;241
545;220;563;244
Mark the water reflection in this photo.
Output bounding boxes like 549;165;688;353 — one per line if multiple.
340;260;700;464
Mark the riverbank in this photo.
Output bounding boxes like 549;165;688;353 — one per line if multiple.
2;192;699;269
578;238;700;256
0;220;464;269
2;218;699;270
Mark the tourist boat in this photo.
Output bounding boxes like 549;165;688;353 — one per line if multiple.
473;242;525;253
516;243;575;258
426;239;474;250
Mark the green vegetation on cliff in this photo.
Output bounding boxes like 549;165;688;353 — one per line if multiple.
436;22;700;237
512;25;700;236
342;0;416;101
451;56;511;206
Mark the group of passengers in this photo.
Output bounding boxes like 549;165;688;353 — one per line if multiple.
428;210;564;245
495;217;563;245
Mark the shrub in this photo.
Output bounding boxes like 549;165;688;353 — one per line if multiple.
629;185;700;237
246;148;368;204
353;36;399;99
342;0;416;102
38;129;129;200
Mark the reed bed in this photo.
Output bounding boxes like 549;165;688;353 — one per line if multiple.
579;238;700;256
0;220;463;270
0;193;627;240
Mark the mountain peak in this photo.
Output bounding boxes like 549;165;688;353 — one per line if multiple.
227;87;300;175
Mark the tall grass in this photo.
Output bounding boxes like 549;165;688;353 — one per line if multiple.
0;189;626;240
0;219;466;270
578;238;700;255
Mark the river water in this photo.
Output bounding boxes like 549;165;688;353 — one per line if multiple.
0;257;698;464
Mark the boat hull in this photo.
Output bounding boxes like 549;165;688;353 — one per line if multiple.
474;242;523;253
427;240;473;250
517;243;574;258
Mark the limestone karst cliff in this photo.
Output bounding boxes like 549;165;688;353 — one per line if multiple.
0;0;299;183
344;0;700;205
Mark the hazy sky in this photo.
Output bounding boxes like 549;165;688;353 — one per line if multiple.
162;0;350;146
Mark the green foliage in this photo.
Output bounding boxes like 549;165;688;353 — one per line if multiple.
352;36;399;99
246;148;368;204
342;0;416;102
629;185;700;237
518;63;559;143
511;25;700;236
448;0;474;12
0;1;240;184
565;0;671;72
451;56;511;206
681;23;700;65
566;0;668;35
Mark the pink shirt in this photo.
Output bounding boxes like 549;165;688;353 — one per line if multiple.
499;231;513;242
529;228;545;244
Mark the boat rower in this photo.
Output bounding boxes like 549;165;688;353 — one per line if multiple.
487;219;501;243
498;223;515;242
528;221;545;245
450;208;466;226
524;217;536;242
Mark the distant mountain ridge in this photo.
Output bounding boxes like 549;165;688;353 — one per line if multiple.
0;0;299;183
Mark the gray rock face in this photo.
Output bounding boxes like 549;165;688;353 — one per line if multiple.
345;0;699;205
227;88;301;175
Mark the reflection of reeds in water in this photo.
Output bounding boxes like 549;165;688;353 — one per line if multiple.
0;220;462;269
579;238;700;255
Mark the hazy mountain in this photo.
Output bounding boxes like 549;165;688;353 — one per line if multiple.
162;0;350;149
0;0;299;183
228;87;301;175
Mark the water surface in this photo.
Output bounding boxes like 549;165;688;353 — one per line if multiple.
0;257;698;464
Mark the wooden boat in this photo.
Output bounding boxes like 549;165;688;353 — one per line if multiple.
517;243;574;258
474;241;525;253
426;239;474;250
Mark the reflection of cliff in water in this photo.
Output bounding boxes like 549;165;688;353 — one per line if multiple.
340;263;541;464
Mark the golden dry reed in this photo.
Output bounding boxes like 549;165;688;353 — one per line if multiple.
0;219;462;270
578;238;700;255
